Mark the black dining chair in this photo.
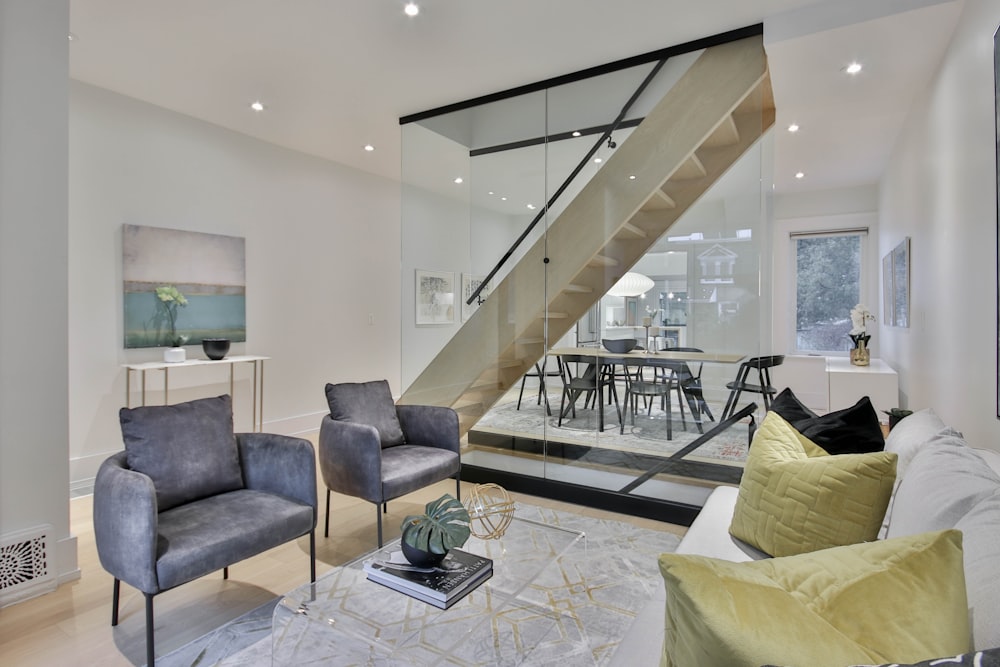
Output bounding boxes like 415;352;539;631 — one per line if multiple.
657;347;714;433
720;355;785;420
557;353;621;431
516;358;562;416
620;357;674;439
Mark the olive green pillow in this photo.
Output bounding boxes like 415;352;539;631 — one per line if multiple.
729;411;897;557
658;529;970;667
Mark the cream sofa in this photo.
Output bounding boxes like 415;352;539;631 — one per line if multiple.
611;408;1000;665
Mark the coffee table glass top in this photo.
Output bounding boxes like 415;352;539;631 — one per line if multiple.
272;516;587;666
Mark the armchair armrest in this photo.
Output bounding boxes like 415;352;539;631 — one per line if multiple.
396;405;460;454
92;452;160;594
318;415;384;503
237;433;317;519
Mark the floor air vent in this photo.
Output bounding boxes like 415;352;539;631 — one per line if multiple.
0;525;56;607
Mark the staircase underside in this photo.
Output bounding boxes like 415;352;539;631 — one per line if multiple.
400;35;776;437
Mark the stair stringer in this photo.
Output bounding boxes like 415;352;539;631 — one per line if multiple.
399;35;774;437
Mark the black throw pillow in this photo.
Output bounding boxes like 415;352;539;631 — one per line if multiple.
769;387;885;455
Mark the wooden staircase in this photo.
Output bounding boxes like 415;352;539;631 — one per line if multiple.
399;35;775;436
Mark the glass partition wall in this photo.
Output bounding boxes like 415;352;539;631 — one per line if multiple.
400;28;773;523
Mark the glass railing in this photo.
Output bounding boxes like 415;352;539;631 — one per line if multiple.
400;26;772;522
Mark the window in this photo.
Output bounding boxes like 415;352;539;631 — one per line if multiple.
792;230;868;354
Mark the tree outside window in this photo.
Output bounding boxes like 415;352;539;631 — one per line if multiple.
794;232;865;353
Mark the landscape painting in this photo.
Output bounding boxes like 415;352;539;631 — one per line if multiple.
122;224;247;348
416;269;455;325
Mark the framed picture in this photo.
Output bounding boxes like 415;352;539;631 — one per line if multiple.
461;273;491;321
891;237;910;328
882;237;910;328
415;269;455;325
122;224;247;348
882;253;893;325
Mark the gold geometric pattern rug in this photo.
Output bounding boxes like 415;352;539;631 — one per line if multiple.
158;504;681;666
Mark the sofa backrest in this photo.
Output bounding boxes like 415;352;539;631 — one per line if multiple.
883;408;1000;651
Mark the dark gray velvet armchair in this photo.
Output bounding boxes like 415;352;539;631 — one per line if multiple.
93;395;316;667
320;380;461;547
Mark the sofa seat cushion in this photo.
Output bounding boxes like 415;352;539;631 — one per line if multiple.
380;445;460;500
658;529;971;667
676;485;767;562
325;380;405;447
156;489;314;591
771;389;885;455
121;395;244;511
729;411;897;557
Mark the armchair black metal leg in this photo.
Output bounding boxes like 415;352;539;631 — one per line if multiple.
111;578;120;626
145;593;155;667
376;505;383;548
223;567;229;580
324;488;331;538
455;475;461;501
309;530;316;583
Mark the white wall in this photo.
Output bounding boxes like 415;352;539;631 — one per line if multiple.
0;0;77;589
879;0;1000;450
68;82;402;487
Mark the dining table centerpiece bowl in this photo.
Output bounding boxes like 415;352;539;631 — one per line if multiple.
400;494;471;568
601;338;638;354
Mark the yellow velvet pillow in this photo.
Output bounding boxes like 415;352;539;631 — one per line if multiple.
729;411;897;557
658;529;970;667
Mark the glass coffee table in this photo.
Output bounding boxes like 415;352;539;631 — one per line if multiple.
271;515;587;665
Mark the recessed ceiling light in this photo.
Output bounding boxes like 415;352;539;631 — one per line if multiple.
572;131;581;137
488;191;495;196
404;2;419;16
795;171;805;179
787;123;799;133
250;101;265;112
844;62;863;75
68;32;77;41
453;177;463;184
594;158;603;164
501;196;507;201
628;175;636;180
526;204;536;210
364;144;374;152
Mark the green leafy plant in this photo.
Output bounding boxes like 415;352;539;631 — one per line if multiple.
401;494;471;555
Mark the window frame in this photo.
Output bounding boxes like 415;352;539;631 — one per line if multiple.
789;227;871;356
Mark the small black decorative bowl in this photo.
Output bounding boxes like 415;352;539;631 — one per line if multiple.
202;338;231;361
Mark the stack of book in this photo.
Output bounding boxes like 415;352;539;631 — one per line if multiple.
363;548;493;609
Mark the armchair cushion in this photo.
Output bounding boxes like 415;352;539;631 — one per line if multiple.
325;380;404;447
120;394;243;511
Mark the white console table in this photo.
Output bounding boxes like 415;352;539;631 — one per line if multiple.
826;357;899;418
123;355;269;431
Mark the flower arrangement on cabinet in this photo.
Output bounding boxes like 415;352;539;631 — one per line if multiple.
848;304;875;347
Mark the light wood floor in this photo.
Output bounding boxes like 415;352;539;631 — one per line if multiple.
0;442;685;666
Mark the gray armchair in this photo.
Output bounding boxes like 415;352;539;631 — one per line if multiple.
320;380;461;547
94;395;316;667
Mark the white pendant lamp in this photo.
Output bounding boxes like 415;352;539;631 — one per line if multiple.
607;272;654;297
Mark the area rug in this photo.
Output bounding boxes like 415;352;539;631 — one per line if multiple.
157;504;681;666
472;392;750;466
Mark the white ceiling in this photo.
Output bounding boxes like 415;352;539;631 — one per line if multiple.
68;0;962;196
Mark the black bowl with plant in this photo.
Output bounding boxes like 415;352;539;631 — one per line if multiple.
400;494;471;568
883;408;913;430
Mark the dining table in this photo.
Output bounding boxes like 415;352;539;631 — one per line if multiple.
546;347;747;434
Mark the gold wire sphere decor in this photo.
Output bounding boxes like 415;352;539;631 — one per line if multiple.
463;483;516;539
